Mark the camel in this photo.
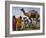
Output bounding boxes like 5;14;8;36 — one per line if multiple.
20;8;40;24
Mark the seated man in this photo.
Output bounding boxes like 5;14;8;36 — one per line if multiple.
16;16;24;31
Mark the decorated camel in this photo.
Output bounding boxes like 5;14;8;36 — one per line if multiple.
20;8;40;24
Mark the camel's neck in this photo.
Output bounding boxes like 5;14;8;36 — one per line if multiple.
20;8;29;17
21;8;26;14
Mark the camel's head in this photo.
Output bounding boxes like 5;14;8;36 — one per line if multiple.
20;8;25;13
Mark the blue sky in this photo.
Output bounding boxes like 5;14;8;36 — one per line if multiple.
12;7;40;17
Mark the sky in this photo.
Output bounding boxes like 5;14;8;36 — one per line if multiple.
12;7;40;17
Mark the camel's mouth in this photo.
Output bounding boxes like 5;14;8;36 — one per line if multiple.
20;8;24;11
